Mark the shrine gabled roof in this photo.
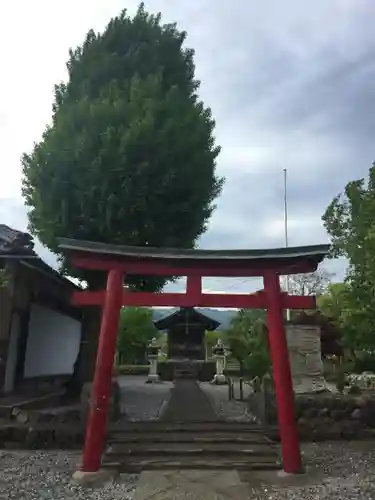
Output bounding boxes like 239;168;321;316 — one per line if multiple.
58;238;330;262
0;224;34;255
154;307;220;331
0;225;80;290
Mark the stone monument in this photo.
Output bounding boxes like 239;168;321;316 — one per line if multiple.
285;324;329;394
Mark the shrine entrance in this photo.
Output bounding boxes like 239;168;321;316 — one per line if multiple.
154;307;219;380
58;238;329;475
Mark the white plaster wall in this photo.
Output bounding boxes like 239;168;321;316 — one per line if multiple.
24;304;81;378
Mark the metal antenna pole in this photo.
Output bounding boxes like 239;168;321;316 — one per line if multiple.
284;168;288;248
284;168;291;321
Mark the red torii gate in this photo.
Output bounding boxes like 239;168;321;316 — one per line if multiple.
58;238;329;475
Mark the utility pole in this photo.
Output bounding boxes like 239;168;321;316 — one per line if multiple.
283;168;291;322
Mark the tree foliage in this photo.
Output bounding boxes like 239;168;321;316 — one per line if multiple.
226;309;270;378
0;268;9;288
205;329;223;358
282;268;333;296
316;282;352;354
22;3;223;290
117;306;159;364
322;164;375;352
317;283;349;324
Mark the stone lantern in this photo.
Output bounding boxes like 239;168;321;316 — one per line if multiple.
212;338;227;385
146;337;161;383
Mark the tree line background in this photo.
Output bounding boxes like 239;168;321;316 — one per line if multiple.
116;256;375;379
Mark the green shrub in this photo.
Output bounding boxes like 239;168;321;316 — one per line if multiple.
351;352;375;374
117;364;149;375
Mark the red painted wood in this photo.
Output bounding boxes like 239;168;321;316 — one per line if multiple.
264;271;302;474
82;268;124;472
72;289;316;309
73;290;104;306
71;255;317;276
186;275;202;303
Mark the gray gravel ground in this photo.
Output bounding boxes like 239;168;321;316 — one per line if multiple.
200;381;257;422
118;376;173;421
5;380;371;499
0;450;139;500
1;442;374;499
242;441;375;499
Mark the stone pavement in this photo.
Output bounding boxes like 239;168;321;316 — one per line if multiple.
133;469;249;500
161;379;218;422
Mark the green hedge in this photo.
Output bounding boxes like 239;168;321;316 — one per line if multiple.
117;364;149;375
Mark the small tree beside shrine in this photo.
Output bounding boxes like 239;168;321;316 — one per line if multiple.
323;163;375;355
226;309;270;379
117;307;158;365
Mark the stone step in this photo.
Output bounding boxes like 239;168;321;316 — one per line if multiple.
108;431;269;445
107;442;279;457
101;456;281;472
109;421;262;433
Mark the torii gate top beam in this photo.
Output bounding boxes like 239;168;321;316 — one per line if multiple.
58;238;330;277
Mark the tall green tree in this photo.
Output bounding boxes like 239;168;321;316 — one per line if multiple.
322;163;375;352
117;307;159;364
22;3;223;291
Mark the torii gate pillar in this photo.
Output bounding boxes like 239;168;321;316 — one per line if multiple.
264;271;302;474
81;268;123;472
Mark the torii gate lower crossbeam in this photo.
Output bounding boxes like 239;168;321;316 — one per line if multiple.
58;238;329;476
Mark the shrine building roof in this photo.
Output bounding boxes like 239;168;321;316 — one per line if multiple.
154;307;220;331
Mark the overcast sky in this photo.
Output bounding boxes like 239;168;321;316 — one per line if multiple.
1;0;374;294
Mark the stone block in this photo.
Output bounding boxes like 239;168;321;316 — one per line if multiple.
10;425;28;443
330;409;347;421
351;408;363;420
313;417;336;440
295;393;375;440
286;324;328;394
25;428;40;449
317;408;329;418
71;469;113;487
339;419;362;438
303;407;318;419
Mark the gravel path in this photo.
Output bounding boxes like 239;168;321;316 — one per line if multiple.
200;381;257;422
0;451;139;500
242;441;375;499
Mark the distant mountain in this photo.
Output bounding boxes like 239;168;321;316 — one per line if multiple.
151;307;236;331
